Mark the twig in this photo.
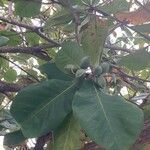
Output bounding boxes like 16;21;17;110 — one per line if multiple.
114;66;150;83
0;16;61;46
91;7;150;41
135;0;150;13
104;45;132;53
0;55;40;82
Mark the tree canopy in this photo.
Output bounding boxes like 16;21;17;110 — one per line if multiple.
0;0;149;150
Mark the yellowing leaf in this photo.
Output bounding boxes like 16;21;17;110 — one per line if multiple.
116;3;150;25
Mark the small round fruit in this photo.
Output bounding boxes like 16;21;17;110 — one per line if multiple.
95;76;106;88
94;66;103;76
80;56;90;69
101;62;110;73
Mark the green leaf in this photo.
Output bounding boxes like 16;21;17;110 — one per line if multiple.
0;58;3;69
81;17;108;65
40;63;73;81
0;31;22;46
14;0;42;17
51;114;81;150
0;36;9;46
132;24;150;33
0;0;4;6
73;80;144;150
55;41;84;72
119;50;150;71
44;9;73;29
10;79;76;137
99;0;129;14
4;130;26;147
25;32;40;46
4;68;17;82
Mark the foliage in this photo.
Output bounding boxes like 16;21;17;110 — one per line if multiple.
0;0;149;150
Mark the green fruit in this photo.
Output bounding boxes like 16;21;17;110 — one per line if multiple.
75;69;85;78
80;56;90;69
94;76;106;88
101;62;110;73
94;66;103;76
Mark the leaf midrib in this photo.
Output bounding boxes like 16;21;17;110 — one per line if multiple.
22;82;75;124
93;84;118;148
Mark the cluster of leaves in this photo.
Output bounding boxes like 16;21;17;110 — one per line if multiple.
0;0;149;150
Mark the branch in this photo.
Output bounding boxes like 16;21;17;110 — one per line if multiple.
104;45;132;53
135;119;150;146
0;55;40;82
91;7;150;41
0;44;57;60
112;66;150;83
0;16;37;30
34;132;52;150
0;80;25;92
0;16;61;46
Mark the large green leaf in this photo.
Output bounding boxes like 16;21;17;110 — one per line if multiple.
51;114;81;150
99;0;129;14
10;79;76;137
119;49;150;71
4;130;26;147
81;17;108;65
40;62;73;81
72;80;144;150
55;41;84;72
14;0;42;17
